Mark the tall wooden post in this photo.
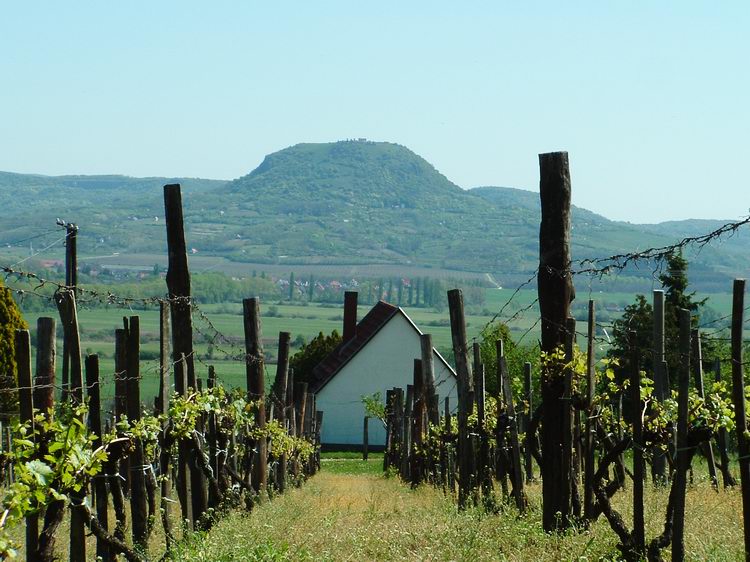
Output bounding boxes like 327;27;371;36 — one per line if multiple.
714;359;736;487
499;339;526;512
523;362;534;482
158;301;171;415
125;316;149;552
85;354;111;562
164;183;207;525
62;222;77;399
630;331;645;553
691;329;718;489
584;300;596;518
34;318;56;414
420;334;440;425
672;309;692;562
243;298;267;498
537;151;575;531
272;332;289;491
730;280;750;560
652;289;668;483
447;289;475;508
16;330;38;557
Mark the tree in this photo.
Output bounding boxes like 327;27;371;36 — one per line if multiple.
288;330;342;386
289;272;295;301
308;274;315;302
607;251;708;388
0;283;28;415
478;320;538;395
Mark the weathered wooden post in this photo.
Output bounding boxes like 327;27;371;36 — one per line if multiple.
243;297;267;500
447;288;475;508
207;366;219;507
420;334;440;425
56;289;86;562
86;354;111;562
672;309;692;562
164;183;207;524
730;280;750;560
125;316;149;552
499;339;526;512
713;359;736;487
537;151;575;531
584;300;596;518
652;289;669;484
690;329;719;489
472;343;490;494
384;389;396;471
177;354;193;527
630;331;645;554
523;362;534;482
16;330;37;557
114;329;130;492
401;384;414;481
34;318;56;414
363;416;369;461
273;332;291;423
564;317;578;518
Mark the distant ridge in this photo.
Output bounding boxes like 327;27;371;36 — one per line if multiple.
0;140;745;289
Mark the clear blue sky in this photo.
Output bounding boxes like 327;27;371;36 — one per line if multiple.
1;2;748;223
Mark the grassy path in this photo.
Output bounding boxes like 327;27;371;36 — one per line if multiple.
170;458;744;561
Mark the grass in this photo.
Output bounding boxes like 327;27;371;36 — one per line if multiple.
171;458;745;561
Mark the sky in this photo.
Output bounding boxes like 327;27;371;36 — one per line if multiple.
1;2;748;223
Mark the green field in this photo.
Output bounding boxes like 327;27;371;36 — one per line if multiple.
18;281;739;409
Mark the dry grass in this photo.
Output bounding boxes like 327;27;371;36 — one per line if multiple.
172;459;745;561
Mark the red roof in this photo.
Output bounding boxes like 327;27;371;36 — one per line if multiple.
309;301;399;393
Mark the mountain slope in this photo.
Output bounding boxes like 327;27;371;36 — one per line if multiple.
0;141;745;288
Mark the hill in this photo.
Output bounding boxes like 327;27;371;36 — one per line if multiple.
0;141;745;289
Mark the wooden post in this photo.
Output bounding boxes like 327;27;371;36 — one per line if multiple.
34;318;56;414
629;331;645;553
420;334;440;425
56;290;86;562
499;339;526;512
85;354;111;562
472;343;490;494
714;359;736;487
384;390;395;471
523;362;534;482
672;309;692;562
16;330;38;557
125;316;149;552
164;184;207;525
273;332;291;423
158;301;171;415
243;298;267;498
537;151;575;531
730;280;750;560
61;222;77;400
412;358;426;485
176;354;193;526
402;384;414;481
114;329;129;491
363;417;369;461
691;329;719;489
584;300;596;518
443;396;452;492
652;289;668;483
207;366;219;507
563;317;577;519
447;289;475;508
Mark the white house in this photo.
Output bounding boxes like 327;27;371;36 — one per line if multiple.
310;292;458;448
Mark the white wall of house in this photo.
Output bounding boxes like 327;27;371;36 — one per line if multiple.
316;312;458;447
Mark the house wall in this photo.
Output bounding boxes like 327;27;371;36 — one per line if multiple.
315;314;458;447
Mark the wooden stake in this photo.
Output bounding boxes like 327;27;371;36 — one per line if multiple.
447;288;475;508
691;329;718;489
730;280;750;561
420;334;440;425
243;298;267;498
34;318;56;414
584;300;596;518
630;331;645;553
125;317;149;551
16;330;38;557
499;339;526;512
363;417;369;461
672;309;692;562
85;354;111;562
537;151;575;531
652;289;668;483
